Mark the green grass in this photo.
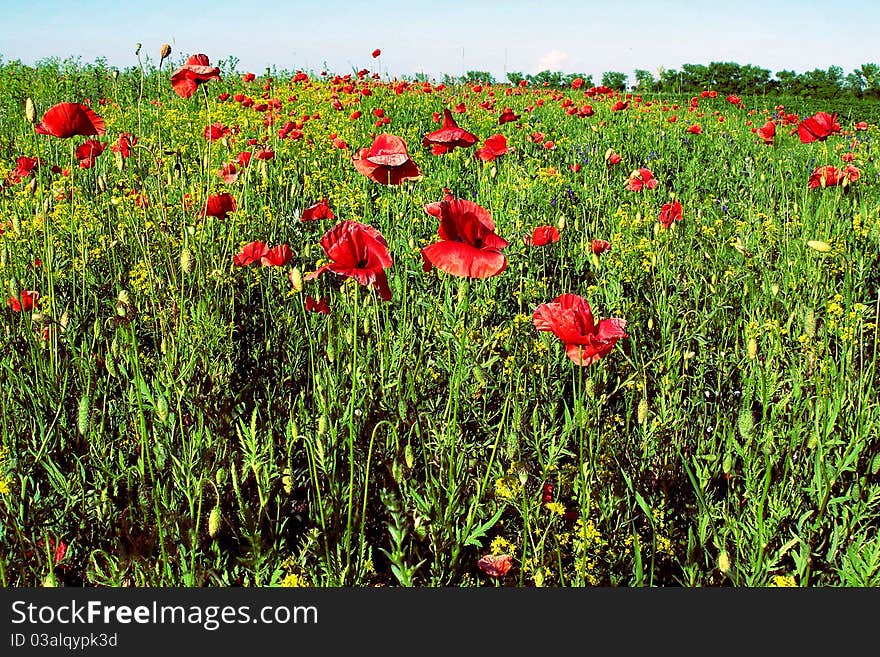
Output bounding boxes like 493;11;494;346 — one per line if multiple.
0;56;879;587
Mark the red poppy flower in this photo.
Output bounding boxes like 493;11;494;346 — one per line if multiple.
726;94;743;106
10;156;42;182
841;152;855;163
571;77;585;89
475;134;509;162
533;293;628;365
261;244;294;267
423;188;455;217
626;168;658;191
525;225;560;247
301;198;335;221
203;193;236;219
242;72;256;83
808;164;859;188
611;101;629;111
171;54;221;99
591;239;611;255
219;163;238;184
421;199;508;279
256;148;275;160
205;123;231;141
237;151;252;168
659;200;683;229
478;554;512;577
352;133;422;185
854;121;868;131
498;107;521;124
305;295;331;314
111;132;137;157
305;221;393;301
233;241;269;266
606;151;622;166
7;289;39;312
798;111;840;143
756;120;776;145
35;102;105;138
35;538;68;565
372;49;381;58
75;139;106;168
687;124;702;134
423;108;478;155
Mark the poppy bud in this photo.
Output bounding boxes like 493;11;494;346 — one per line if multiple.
637;398;649;424
215;468;226;485
717;550;732;574
208;505;221;538
27;177;38;195
160;44;172;60
135;43;142;56
155;395;169;424
42;574;58;587
747;338;758;360
25;97;36;123
96;175;106;193
77;394;90;436
113;69;120;81
282;467;294;495
404;442;414;469
180;247;193;274
289;267;302;292
318;414;328;434
737;406;753;441
807;240;831;253
804;309;816;339
583;378;595;399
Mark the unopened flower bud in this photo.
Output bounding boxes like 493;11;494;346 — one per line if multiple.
208;506;221;538
25;97;36;123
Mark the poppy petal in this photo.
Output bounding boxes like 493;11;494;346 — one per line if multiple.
421;241;506;278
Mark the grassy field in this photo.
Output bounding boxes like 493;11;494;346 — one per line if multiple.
0;54;879;587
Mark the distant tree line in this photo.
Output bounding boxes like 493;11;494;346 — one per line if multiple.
436;62;880;99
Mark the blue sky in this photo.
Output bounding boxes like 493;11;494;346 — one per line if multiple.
2;0;878;83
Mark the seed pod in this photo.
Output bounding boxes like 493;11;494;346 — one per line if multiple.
208;506;221;538
160;44;172;60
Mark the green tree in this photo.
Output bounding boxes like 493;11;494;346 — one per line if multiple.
461;70;495;84
601;70;628;91
633;69;657;91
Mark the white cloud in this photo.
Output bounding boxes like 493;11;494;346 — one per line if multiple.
533;49;569;73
